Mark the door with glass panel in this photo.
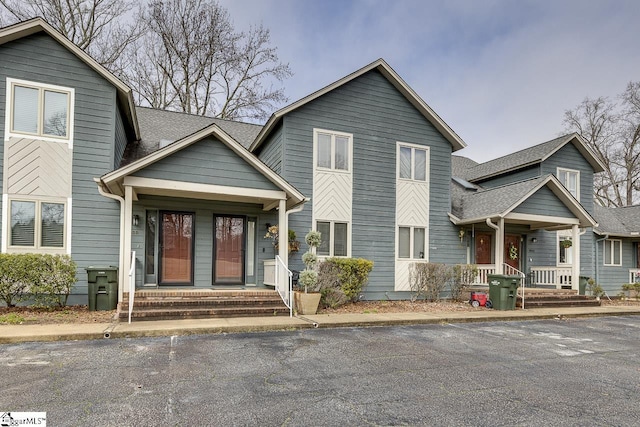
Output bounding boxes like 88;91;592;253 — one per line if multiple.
158;211;194;285
213;216;245;285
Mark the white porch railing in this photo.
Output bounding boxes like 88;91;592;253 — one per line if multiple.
630;269;640;284
474;265;496;285
503;263;526;310
530;266;572;288
128;251;136;324
274;255;293;317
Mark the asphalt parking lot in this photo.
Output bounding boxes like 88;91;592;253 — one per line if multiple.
2;316;640;426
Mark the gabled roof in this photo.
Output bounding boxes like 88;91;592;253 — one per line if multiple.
249;58;466;153
121;107;263;166
100;123;305;207
0;17;140;140
450;174;597;228
465;133;605;182
593;205;640;237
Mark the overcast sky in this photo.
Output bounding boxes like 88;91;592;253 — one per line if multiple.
219;0;640;163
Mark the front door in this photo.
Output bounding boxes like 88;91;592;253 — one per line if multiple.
475;233;492;264
504;234;520;270
214;216;245;285
159;211;194;285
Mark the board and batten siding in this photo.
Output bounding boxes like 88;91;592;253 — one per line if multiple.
0;33;121;298
133;135;281;191
130;195;277;288
512;186;576;218
281;69;464;298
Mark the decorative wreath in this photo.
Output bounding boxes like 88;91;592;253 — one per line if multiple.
509;244;518;260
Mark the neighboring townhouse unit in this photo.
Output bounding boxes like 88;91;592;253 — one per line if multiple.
1;18;638;309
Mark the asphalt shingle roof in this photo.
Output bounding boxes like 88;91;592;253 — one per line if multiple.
464;135;569;182
120;107;263;166
593;204;640;236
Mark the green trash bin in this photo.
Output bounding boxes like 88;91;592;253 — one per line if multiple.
579;276;589;296
86;266;118;311
488;274;521;310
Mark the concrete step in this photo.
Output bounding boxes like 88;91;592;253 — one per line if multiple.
118;305;290;320
517;298;601;308
121;296;283;310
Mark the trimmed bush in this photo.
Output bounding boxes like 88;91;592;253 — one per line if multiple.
0;253;77;307
317;258;374;306
451;264;478;302
409;262;453;302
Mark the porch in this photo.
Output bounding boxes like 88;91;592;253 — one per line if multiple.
474;264;575;289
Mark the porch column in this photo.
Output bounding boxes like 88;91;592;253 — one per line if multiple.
122;185;133;301
572;224;580;291
496;218;505;274
278;199;287;267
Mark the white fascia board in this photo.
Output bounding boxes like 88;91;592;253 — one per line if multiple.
250;59;466;152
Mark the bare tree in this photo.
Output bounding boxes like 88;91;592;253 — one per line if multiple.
563;84;640;206
0;0;142;76
127;0;292;121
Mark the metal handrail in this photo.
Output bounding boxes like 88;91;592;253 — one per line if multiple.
128;251;135;324
503;263;526;310
275;255;293;317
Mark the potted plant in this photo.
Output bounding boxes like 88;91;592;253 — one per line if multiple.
295;230;322;315
264;225;300;256
560;239;572;249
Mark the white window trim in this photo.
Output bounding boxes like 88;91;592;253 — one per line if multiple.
604;239;622;266
4;196;69;254
5;77;75;147
313;128;353;173
315;220;351;258
397;142;429;182
556;231;573;266
557;167;580;201
396;225;427;260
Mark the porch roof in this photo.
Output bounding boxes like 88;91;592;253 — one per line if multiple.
98;124;306;210
450;174;597;229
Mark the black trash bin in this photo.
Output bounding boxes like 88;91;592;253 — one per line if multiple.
86;266;118;311
487;274;521;310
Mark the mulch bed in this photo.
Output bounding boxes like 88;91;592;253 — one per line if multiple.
0;305;116;325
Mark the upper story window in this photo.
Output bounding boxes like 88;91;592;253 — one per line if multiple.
398;143;428;181
315;129;352;172
7;78;73;141
604;239;622;266
557;167;579;200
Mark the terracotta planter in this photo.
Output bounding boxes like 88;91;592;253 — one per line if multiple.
295;291;321;315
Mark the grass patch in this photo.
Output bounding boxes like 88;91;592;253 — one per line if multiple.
0;312;26;325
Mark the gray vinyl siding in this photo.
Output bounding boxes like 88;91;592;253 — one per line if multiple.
281;69;464;299
476;165;540;188
525;229;595;279
0;33;120;296
513;186;575;217
130;195;277;288
114;104;128;169
257;122;283;174
541;143;595;214
595;237;636;293
133;136;281;191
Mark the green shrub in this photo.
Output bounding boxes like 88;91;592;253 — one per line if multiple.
451;264;478;302
622;283;640;300
587;278;604;298
318;258;373;304
409;262;453;302
0;253;77;307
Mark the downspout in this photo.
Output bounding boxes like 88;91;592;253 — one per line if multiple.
595;234;609;286
95;178;126;305
284;198;309;262
486;218;502;274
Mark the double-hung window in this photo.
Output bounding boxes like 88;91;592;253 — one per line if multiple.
315;130;351;171
10;199;66;249
557;233;573;265
398;226;426;259
557;168;579;200
604;239;622;266
8;79;72;140
316;221;348;257
398;145;428;181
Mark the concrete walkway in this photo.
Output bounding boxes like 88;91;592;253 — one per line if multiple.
1;305;640;344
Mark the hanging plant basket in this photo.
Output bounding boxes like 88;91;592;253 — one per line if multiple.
560;239;573;249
